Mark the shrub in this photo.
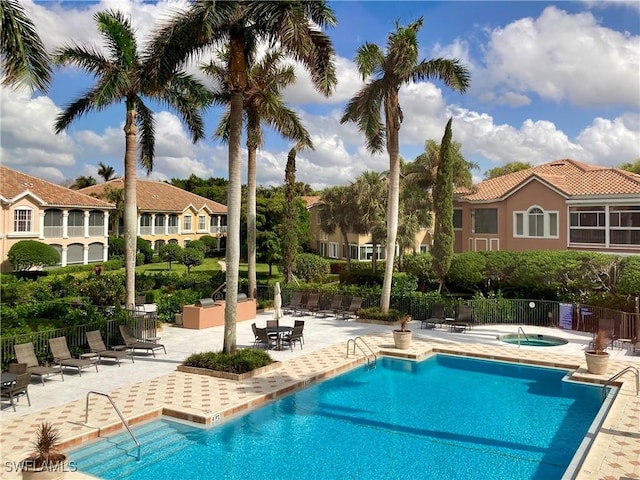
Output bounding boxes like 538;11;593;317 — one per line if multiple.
447;252;486;289
357;306;404;322
135;253;145;266
182;247;204;274
108;236;125;257
156;289;201;323
293;253;330;283
391;272;418;296
617;255;640;295
159;243;183;270
329;261;347;274
137;237;153;264
339;269;382;287
78;273;125;306
8;240;60;271
103;256;124;270
403;253;436;287
183;349;274;374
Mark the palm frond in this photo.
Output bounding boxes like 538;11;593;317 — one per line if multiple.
340;79;386;153
261;100;313;151
135;98;155;173
53;44;113;77
354;42;384;80
412;58;471;93
213;107;231;143
54;82;118;133
95;10;138;69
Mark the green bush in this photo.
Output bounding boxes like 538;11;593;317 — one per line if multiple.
78;273;125;306
617;255;640;295
103;256;124;270
293;253;330;283
329;261;347;274
156;289;201;323
403;253;436;287
109;236;125;257
8;240;60;271
339;269;382;287
391;272;418;296
183;349;274;374
357;306;404;322
447;252;486;288
137;237;154;264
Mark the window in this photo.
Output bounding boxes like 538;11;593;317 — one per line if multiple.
609;206;640;245
88;211;104;236
43;210;63;237
183;215;192;231
198;215;206;231
328;242;338;258
67;210;84;237
473;209;497;234
168;214;179;233
316;212;321;225
155;215;165;228
569;206;605;244
419;244;429;253
453;209;462;230
317;241;327;256
513;206;559;238
14;208;32;232
140;214;152;235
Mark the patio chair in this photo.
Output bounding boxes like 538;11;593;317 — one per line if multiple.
266;320;280;339
338;297;363;320
421;303;445;329
316;295;344;318
119;324;167;357
255;327;276;350
297;293;320;316
281;325;304;351
450;305;472;333
48;336;99;376
294;320;305;344
86;330;134;366
14;342;64;385
283;292;304;314
7;363;27;374
1;372;31;411
251;323;261;347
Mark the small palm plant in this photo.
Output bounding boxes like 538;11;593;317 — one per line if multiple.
23;422;67;469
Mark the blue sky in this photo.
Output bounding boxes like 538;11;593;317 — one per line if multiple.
1;0;639;190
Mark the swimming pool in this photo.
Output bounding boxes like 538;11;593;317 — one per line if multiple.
499;333;569;347
70;355;606;480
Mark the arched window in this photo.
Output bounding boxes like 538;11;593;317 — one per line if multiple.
514;206;558;239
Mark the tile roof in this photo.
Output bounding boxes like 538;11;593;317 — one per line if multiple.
458;159;640;201
80;178;227;213
0;166;113;208
301;195;322;208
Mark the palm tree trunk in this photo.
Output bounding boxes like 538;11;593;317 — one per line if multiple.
381;93;401;313
247;144;257;299
123;104;137;310
342;230;351;271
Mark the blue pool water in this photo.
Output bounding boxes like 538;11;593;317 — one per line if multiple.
70;355;605;480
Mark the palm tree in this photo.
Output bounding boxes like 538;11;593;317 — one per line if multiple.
0;0;51;91
318;185;359;270
341;18;470;312
352;170;387;273
97;162;116;182
147;1;336;353
202;49;313;299
54;9;210;309
70;175;96;190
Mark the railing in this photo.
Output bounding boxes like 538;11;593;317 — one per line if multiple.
602;366;639;401
517;327;530;347
346;337;377;369
85;391;140;460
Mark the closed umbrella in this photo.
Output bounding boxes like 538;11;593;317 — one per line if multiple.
273;282;283;326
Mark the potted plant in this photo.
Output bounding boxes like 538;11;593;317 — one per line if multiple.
21;422;69;479
584;330;610;375
393;315;413;350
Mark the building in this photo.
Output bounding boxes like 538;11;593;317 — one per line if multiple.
303;195;433;262
0;166;114;271
453;159;640;254
81;178;227;251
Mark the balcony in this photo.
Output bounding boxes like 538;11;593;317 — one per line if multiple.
43;226;63;238
210;226;228;234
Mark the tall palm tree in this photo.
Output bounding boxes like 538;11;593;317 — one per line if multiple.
0;0;51;91
71;175;96;190
202;49;313;299
352;170;387;273
147;1;336;353
97;162;116;182
341;18;470;312
319;185;359;270
54;9;211;309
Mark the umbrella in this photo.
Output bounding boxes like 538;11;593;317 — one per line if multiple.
273;282;283;325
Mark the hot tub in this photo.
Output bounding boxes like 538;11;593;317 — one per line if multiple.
498;333;568;347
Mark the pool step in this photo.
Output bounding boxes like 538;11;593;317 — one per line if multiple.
70;420;197;479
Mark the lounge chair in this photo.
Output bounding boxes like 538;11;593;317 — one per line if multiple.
1;372;31;411
14;342;64;385
421;303;445;329
450;305;472;333
86;330;134;366
297;293;320;316
281;325;304;351
48;336;99;376
283;292;304;314
316;295;344;318
338;297;363;320
119;325;167;357
255;327;276;350
7;363;27;374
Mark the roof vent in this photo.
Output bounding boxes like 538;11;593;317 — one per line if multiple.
21;182;33;187
549;161;565;167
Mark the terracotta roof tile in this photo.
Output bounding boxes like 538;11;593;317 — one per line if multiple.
301;195;323;208
460;159;640;201
0;166;113;208
80;178;227;213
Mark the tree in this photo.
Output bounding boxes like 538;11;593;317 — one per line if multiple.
70;176;96;190
618;158;640;175
182;246;204;275
97;162;116;182
404;139;477;190
0;0;51;91
352;170;387;272
484;161;532;179
341;18;470;312
318;185;358;270
282;148;299;283
203;49;313;299
54;9;210;309
431;118;455;293
159;243;182;270
148;0;336;354
8;240;59;271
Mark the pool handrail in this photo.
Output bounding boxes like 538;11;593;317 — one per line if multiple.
602;366;639;402
517;327;530;347
347;337;377;369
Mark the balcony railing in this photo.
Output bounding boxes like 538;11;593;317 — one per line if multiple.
167;226;179;234
139;226;152;235
210;226;228;234
43;226;63;238
88;226;103;237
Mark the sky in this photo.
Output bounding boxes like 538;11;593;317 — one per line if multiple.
1;0;639;192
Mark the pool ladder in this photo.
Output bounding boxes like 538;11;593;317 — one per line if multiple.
601;366;639;402
347;337;377;369
85;391;140;460
516;327;530;348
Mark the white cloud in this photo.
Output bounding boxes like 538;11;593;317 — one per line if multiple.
480;6;640;107
576;113;640;165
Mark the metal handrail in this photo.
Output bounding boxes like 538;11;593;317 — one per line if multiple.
602;366;639;401
211;282;226;301
346;337;377;369
85;391;140;460
517;327;530;347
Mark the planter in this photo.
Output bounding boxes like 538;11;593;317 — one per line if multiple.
177;361;282;381
21;455;69;480
393;330;412;350
584;351;609;375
